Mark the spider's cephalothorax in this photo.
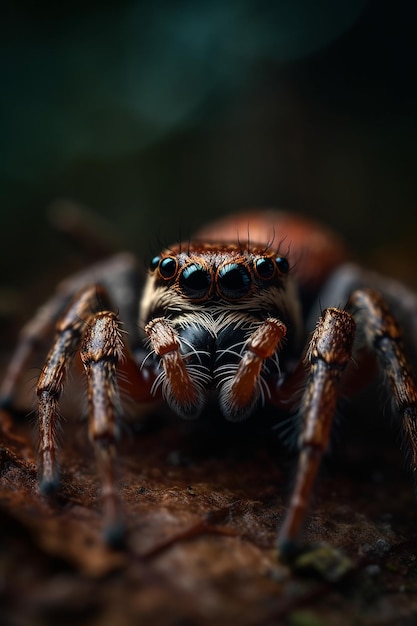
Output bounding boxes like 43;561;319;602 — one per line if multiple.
140;243;301;420
2;209;417;555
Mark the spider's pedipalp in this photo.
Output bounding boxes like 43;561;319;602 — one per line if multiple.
145;317;205;418
218;317;287;420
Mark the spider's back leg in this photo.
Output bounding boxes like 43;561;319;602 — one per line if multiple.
0;253;140;410
349;288;417;474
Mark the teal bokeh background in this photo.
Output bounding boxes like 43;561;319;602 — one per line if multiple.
1;0;416;292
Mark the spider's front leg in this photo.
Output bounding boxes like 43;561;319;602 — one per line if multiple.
37;285;113;492
277;308;355;556
36;284;129;544
80;310;125;545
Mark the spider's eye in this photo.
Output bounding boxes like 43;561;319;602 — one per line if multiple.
275;256;289;274
159;256;178;279
217;263;251;299
150;256;161;271
179;263;211;299
254;257;275;280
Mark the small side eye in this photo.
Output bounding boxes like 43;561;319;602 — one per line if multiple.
150;256;161;271
159;256;178;279
275;256;289;274
254;257;275;279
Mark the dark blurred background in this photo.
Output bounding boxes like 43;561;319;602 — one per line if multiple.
1;0;416;313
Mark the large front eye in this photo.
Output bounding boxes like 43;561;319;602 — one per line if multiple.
159;256;178;279
254;257;275;279
217;263;251;299
179;263;211;299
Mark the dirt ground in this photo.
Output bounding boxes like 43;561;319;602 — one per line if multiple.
1;385;417;626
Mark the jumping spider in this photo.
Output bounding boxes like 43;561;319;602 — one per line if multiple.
2;209;417;555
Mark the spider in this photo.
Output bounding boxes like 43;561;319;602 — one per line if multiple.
2;209;417;555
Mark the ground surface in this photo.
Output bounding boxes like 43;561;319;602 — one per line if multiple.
1;392;417;626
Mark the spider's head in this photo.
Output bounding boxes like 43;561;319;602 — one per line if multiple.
140;242;299;324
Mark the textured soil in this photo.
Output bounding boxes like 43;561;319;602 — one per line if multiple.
1;389;417;626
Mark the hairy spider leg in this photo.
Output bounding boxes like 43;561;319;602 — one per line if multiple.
277;308;355;556
350;289;417;475
80;310;125;545
36;284;135;545
37;285;114;492
1;292;74;409
0;253;139;409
